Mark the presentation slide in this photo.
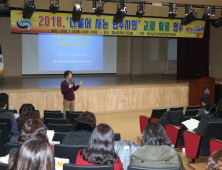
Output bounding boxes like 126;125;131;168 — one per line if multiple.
22;34;117;75
39;34;103;71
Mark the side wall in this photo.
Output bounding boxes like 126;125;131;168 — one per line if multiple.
209;24;222;78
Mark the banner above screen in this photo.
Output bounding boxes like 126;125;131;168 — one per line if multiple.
11;10;205;38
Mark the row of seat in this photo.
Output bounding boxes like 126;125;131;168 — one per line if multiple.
0;130;121;157
0;111;85;144
150;107;200;120
169;105;200;111
8;109;40;114
165;122;222;162
0;163;180;170
139;110;200;134
140;111;222;163
0;110;83;132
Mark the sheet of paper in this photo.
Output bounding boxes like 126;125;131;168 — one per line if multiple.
0;154;9;164
47;130;55;142
55;157;69;170
182;118;200;131
52;141;60;145
14;113;19;119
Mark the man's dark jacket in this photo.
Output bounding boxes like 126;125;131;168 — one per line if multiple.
158;110;185;129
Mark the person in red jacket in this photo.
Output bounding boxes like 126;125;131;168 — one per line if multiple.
61;70;83;117
76;123;124;170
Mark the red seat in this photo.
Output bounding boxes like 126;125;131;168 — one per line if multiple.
139;109;166;134
210;139;222;155
139;116;150;134
166;124;181;147
184;130;202;163
184;122;222;163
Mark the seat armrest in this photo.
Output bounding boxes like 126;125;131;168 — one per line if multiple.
139;116;151;134
184;130;202;159
211;139;222;143
166;124;181;147
166;124;181;129
140;115;151;119
150;118;159;123
210;139;222;155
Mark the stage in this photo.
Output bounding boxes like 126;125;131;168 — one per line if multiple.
0;74;197;117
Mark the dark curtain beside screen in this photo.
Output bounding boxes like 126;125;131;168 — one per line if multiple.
177;21;210;80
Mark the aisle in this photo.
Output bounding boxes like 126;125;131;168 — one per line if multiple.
95;110;151;143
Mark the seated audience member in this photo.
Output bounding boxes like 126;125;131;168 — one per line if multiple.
207;150;222;170
10;118;48;144
8;138;53;170
0;100;16;125
19;103;35;114
9;119;55;170
130;122;184;170
217;99;222;119
194;103;221;135
197;95;211;117
62;111;96;145
76;123;124;170
10;110;48;133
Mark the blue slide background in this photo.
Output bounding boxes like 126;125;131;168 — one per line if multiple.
39;33;103;71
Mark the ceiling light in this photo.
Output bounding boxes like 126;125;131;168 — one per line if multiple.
113;0;127;23
136;1;145;17
50;0;59;13
212;6;215;16
181;11;198;25
23;0;35;19
168;3;177;19
72;4;82;21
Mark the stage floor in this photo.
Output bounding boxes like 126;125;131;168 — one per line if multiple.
0;74;188;91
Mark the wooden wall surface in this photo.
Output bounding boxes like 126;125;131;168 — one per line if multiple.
0;17;22;76
6;85;189;117
209;24;222;79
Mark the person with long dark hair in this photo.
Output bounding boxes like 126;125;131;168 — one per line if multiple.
194;103;221;135
207;150;222;170
9;119;55;170
130;122;184;170
10;110;48;133
17;119;48;145
9;119;49;153
8;138;53;170
62;111;96;145
76;123;124;170
10;111;48;143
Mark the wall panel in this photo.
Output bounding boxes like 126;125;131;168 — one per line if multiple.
6;85;188;117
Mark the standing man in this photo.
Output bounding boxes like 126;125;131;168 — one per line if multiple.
61;70;83;117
